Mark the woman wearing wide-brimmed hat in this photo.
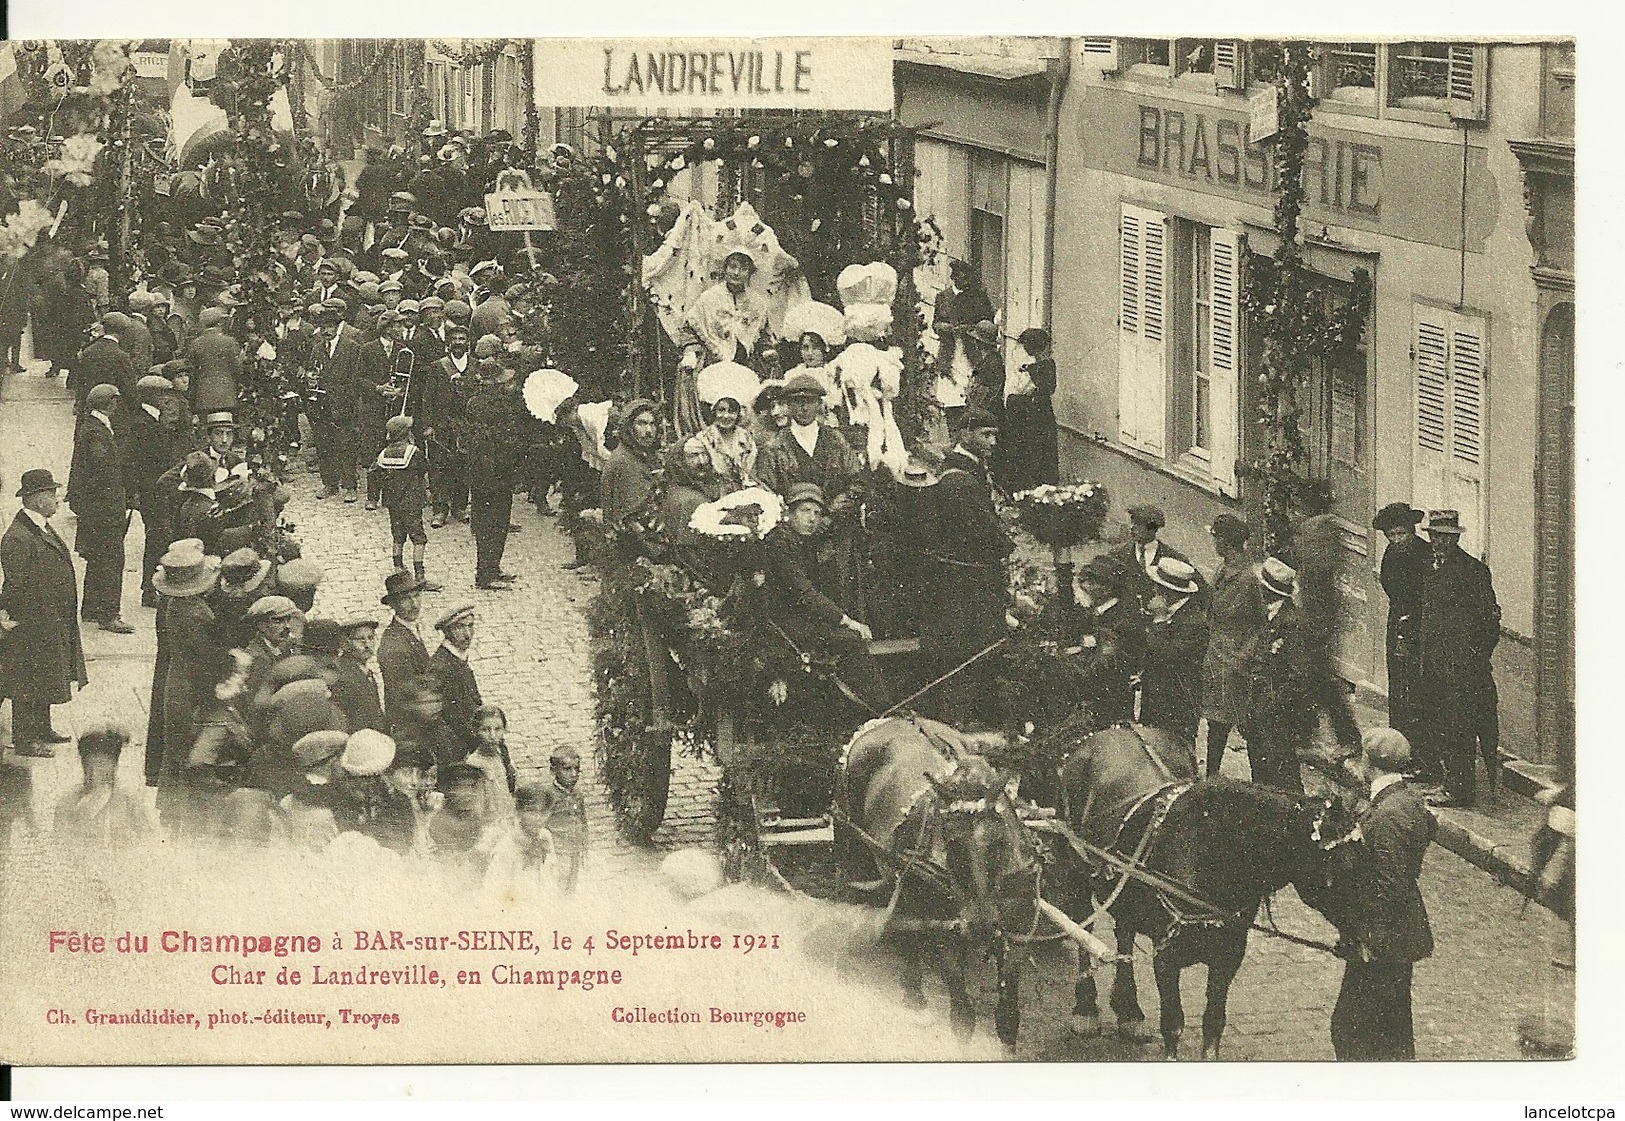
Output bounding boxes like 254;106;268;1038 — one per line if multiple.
151;539;223;831
1373;502;1430;758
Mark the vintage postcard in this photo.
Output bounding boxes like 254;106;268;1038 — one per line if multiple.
0;34;1576;1068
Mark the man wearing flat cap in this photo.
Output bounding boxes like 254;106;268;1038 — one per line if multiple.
429;604;484;761
73;313;136;411
358;309;409;509
1;470;88;757
68;384;135;633
1415;510;1501;809
921;406;1012;726
420;322;475;526
1373;502;1431;768
1109;502;1204;614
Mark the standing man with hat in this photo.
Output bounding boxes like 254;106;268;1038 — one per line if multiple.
1241;557;1313;792
1201;513;1265;777
123;293;156;377
1373;503;1432;772
1138;556;1210;752
465;360;525;589
921;407;1012;727
125;373;180;607
1415;511;1501;808
429;604;484;761
376;571;431;731
74;314;136;411
151;540;223;827
1;470;87;757
1330;726;1436;1061
67;384;135;633
421;321;475;527
311;301;365;502
185;306;242;419
358;309;408;509
755;374;862;511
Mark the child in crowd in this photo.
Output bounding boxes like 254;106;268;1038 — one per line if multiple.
368;744;439;857
482;782;559;905
468;704;517;827
52;724;158;854
374;414;443;592
547;746;588;894
430;762;492;879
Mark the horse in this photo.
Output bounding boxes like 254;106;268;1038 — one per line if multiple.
1051;723;1364;1060
834;715;1042;1046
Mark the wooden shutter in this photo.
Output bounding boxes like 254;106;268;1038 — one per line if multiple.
1208;228;1243;495
1213;40;1246;91
1412;305;1489;555
1447;43;1488;122
1003;161;1047;358
913;138;969;266
1081;38;1120;74
1119;205;1167;455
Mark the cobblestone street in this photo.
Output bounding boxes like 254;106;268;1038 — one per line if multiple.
0;367;1573;1061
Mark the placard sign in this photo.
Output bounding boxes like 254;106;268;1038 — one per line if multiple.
131;52;170;80
485;189;557;233
532;37;895;111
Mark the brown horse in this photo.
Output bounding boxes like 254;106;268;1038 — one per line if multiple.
1053;724;1364;1059
835;716;1041;1046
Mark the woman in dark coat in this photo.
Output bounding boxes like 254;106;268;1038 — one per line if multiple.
996;327;1060;494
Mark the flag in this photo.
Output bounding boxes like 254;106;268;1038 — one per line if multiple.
0;45;29;123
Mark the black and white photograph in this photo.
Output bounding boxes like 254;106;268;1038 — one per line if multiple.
0;29;1588;1082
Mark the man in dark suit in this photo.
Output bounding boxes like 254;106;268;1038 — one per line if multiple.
375;571;430;731
67;384;135;633
921;407;1011;727
124;374;183;608
73;315;136;412
1332;726;1437;1061
183;306;243;418
357;310;408;509
1240;557;1313;793
310;304;366;501
1108;503;1205;615
419;323;474;527
1415;510;1501;808
428;604;483;760
1374;502;1433;779
0;470;88;757
1138;556;1210;750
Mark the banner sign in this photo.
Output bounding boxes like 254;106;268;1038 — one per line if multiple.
486;189;557;233
131;51;170;80
531;37;895;111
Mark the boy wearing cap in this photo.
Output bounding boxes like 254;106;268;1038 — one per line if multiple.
375;414;442;590
67;384;134;632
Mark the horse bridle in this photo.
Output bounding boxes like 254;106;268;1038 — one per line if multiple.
1306;795;1364;851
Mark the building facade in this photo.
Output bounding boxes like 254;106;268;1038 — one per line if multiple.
906;38;1571;767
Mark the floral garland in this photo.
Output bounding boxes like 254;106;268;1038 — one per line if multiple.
428;39;513;68
298;41;395;93
1240;42;1374;552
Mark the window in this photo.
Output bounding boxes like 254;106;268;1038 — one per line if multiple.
1387;41;1487;120
1304;283;1370;524
1321;42;1379;107
969;150;1007;314
1412;304;1489;556
1119;205;1242;494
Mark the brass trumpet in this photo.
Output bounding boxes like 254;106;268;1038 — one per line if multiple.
391;344;416;418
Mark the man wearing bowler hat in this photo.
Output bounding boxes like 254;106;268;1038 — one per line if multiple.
1373;502;1432;776
376;571;431;731
125;373;181;607
67;384;135;633
1;470;88;757
1415;510;1501;808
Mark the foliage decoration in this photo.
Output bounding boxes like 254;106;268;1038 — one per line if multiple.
1239;42;1374;552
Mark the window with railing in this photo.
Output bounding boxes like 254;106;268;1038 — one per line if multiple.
1323;42;1379;107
